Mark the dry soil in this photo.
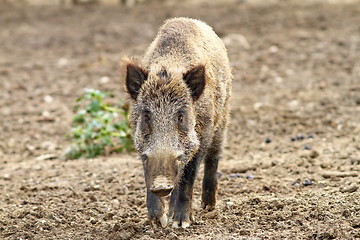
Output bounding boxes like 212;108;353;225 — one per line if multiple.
0;1;359;239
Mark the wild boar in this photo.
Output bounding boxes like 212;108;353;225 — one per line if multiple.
122;17;232;228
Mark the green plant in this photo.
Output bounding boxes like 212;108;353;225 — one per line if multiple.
64;88;134;159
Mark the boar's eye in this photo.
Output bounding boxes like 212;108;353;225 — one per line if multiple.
177;109;188;132
177;111;184;123
144;113;150;123
141;109;152;139
142;110;151;123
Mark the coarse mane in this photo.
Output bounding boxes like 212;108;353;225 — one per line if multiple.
140;68;190;107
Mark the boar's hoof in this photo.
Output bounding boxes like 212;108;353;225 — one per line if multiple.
201;202;216;211
150;213;168;229
172;219;190;229
159;213;168;228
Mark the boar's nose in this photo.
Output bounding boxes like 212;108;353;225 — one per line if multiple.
150;185;174;197
150;176;174;197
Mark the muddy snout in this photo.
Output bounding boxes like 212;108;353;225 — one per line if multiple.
150;176;174;197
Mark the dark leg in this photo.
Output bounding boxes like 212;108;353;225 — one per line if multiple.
168;187;178;221
146;189;167;228
202;135;223;210
171;153;201;228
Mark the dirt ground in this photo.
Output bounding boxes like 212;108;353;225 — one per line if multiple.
0;0;359;239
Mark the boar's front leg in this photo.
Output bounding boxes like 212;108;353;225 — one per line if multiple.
146;189;168;228
170;154;201;228
201;134;222;210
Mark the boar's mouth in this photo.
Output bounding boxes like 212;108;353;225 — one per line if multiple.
150;175;174;197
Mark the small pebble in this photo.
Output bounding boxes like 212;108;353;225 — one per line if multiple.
38;219;46;224
226;201;234;205
296;135;304;141
2;174;11;180
57;57;69;67
118;186;129;195
292;182;300;187
111;199;120;206
245;174;254;180
89;217;97;224
309;150;319;159
44;95;53;103
340;184;358;193
269;45;279;53
304;145;312;150
99;76;110;84
303;179;313;186
290;137;296;142
228;173;242;178
307;134;314;139
35;154;57;161
217;171;222;178
265;138;272;144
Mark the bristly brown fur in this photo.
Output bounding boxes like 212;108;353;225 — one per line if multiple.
121;17;233;228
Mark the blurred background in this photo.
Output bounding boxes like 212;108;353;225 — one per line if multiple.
0;0;359;239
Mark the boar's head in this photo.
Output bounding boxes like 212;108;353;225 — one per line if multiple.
123;60;205;197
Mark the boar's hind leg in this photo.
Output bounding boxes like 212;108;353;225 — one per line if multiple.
147;190;168;228
201;134;223;210
170;153;201;228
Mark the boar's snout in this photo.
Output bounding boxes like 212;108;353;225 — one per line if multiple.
143;149;182;197
150;176;174;197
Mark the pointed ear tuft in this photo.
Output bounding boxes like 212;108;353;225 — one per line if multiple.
122;59;148;100
183;65;206;101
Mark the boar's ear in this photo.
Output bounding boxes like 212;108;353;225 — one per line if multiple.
124;63;148;100
183;65;205;101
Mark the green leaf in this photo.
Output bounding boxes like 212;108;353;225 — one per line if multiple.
64;88;134;159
